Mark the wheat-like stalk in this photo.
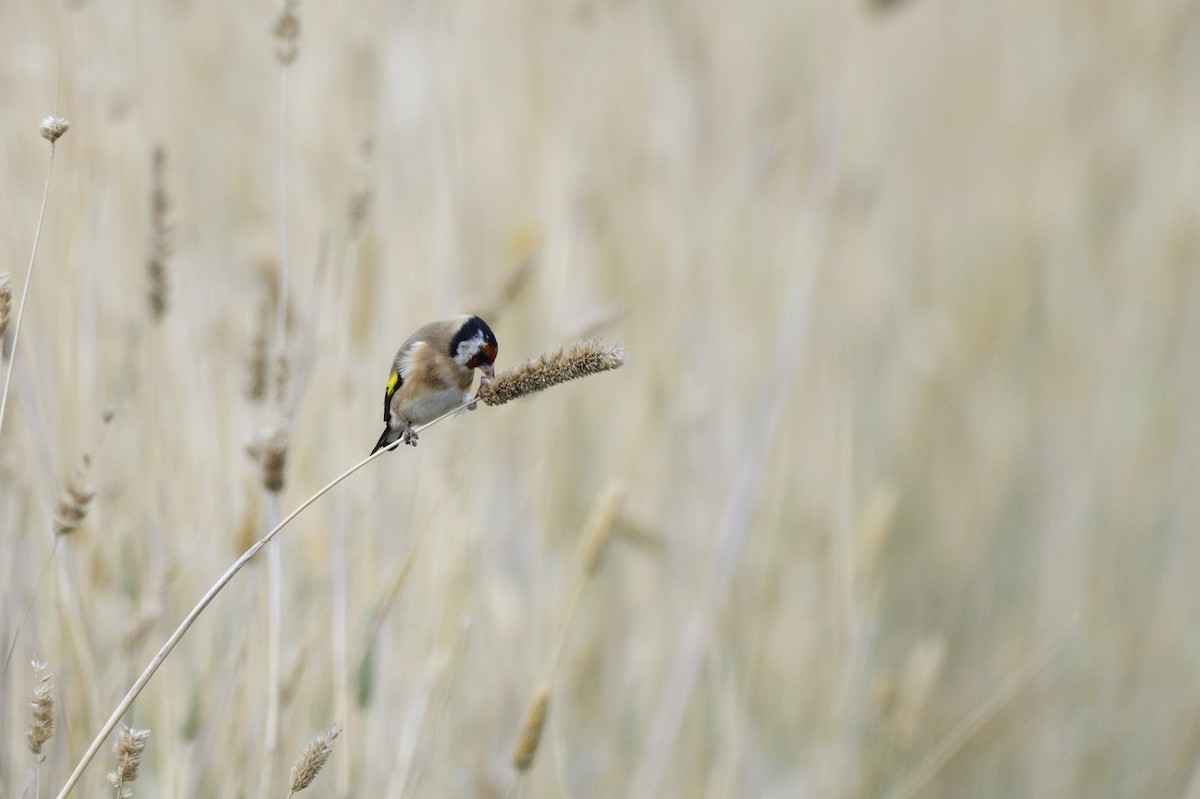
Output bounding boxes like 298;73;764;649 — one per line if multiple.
261;16;300;791
260;422;290;494
579;482;624;576
146;146;171;321
0;273;11;344
246;274;274;401
272;0;300;65
27;660;54;758
348;137;373;234
471;255;533;324
106;726;150;797
53;455;96;537
511;684;551;773
479;339;627;407
286;725;341;797
28;660;54;799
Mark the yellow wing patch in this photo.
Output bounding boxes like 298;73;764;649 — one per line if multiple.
383;370;400;423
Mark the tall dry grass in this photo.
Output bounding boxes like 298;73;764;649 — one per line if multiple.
3;2;1200;798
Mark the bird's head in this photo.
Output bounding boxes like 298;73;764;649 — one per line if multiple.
451;315;499;380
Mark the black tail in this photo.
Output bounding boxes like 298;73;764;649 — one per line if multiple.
371;427;393;455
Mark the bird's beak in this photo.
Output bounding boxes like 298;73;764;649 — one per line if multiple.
481;363;495;381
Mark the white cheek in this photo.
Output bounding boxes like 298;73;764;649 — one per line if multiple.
456;332;485;367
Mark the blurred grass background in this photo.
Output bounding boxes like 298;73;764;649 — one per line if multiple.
3;1;1200;796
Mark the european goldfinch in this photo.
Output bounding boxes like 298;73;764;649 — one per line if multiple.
371;315;499;453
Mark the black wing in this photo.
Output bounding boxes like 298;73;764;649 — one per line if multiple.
383;369;401;423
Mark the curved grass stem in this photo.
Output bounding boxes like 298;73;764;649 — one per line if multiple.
53;397;475;799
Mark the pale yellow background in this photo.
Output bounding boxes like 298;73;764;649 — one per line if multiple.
2;2;1198;797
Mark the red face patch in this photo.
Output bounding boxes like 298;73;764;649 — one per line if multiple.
468;343;497;369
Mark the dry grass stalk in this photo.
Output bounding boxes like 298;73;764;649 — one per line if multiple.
511;684;551;772
855;484;899;598
0;114;67;446
146;146;171;321
614;515;665;552
246;265;290;402
39;116;70;144
579;482;624;576
272;352;291;411
348;137;373;233
273;0;300;65
106;725;150;795
472;256;533;323
122;610;159;655
479;339;627;407
882;627;1070;799
0;273;11;343
57;442;395;797
234;484;260;553
54;454;95;537
892;638;946;745
261;422;290;494
122;567;172;653
287;725;341;796
570;305;627;341
247;301;271;401
27;660;54;759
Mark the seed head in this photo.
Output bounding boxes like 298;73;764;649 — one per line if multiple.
0;273;11;342
54;454;95;537
511;685;551;772
479;339;627;407
261;422;290;494
288;725;341;794
273;0;301;65
27;661;54;758
579;482;624;576
147;146;172;321
39;116;70;144
106;725;150;794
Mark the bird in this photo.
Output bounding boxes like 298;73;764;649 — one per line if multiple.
371;315;499;454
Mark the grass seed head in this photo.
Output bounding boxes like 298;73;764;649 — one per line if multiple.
511;684;551;772
147;146;172;321
273;0;301;65
288;724;341;794
261;422;290;494
107;725;150;793
54;454;95;537
0;273;11;341
27;661;54;758
39;116;70;143
479;339;627;407
580;482;625;576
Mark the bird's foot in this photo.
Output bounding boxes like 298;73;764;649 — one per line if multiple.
401;426;419;446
